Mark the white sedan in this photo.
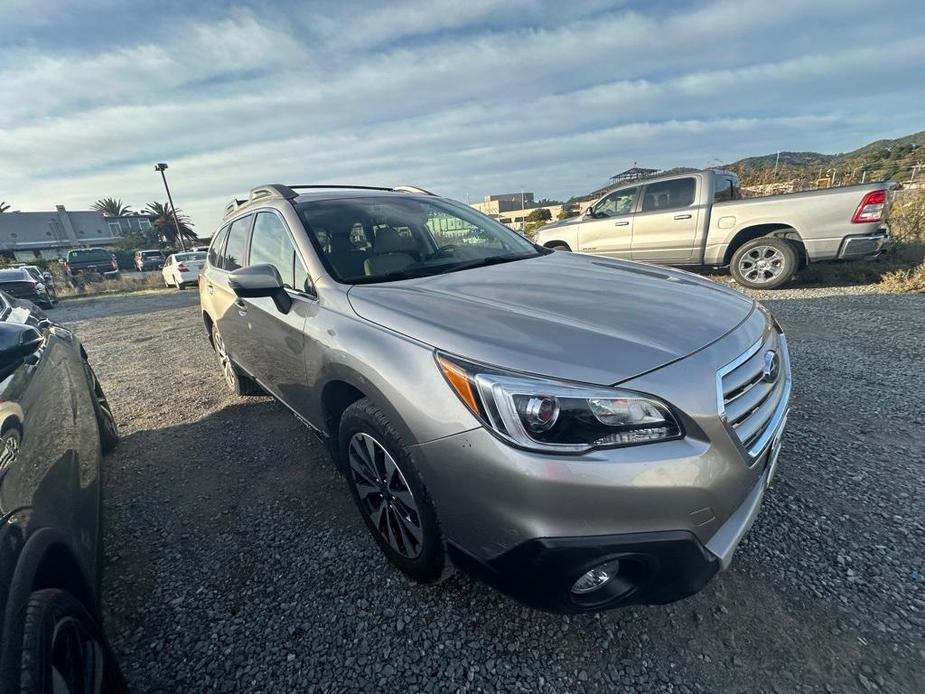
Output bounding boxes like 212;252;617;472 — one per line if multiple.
162;251;207;289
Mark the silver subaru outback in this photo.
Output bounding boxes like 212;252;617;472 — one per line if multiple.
199;183;791;612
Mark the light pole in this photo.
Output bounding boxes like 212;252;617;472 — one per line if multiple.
154;162;187;252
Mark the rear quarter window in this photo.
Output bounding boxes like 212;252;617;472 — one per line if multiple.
223;216;253;271
208;226;230;267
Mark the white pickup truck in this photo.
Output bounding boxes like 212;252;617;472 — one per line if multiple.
536;170;891;288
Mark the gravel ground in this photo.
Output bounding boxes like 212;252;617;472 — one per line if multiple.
53;285;924;693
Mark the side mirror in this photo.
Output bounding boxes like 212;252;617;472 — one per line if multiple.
0;323;43;367
228;264;292;314
42;271;53;282
583;208;598;219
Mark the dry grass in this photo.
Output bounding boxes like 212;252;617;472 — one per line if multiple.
57;272;166;299
880;262;925;293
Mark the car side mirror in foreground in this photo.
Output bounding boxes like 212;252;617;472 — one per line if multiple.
0;323;43;368
228;264;292;314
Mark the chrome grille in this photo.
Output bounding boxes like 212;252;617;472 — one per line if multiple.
718;331;790;458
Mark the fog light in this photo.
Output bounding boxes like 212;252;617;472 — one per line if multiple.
571;559;621;594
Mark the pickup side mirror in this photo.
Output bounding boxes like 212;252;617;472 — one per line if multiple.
0;323;43;368
583;208;598;219
42;271;53;282
228;264;292;314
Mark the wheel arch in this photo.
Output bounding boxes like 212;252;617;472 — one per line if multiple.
0;527;99;684
723;224;805;267
202;311;215;346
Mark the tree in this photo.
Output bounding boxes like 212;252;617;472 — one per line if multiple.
526;207;552;223
145;201;197;245
92;197;132;217
0;201;10;213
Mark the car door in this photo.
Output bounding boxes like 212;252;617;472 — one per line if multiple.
0;309;98;589
576;186;638;258
631;176;701;263
213;214;255;370
234;210;312;407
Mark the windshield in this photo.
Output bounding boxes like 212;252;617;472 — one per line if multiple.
296;195;542;284
175;252;206;262
68;249;110;262
0;269;30;282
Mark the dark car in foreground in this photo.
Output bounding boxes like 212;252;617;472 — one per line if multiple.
0;295;125;691
0;268;54;309
200;183;791;613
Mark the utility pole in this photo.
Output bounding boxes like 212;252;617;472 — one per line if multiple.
520;187;525;232
154;162;187;252
773;151;780;174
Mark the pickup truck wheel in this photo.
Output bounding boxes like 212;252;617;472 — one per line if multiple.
339;398;450;584
731;237;797;289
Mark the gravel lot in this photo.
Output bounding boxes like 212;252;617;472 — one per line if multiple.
55;285;924;693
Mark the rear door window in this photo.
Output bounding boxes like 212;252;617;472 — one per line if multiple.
208;226;229;267
223;216;253;271
641;178;696;212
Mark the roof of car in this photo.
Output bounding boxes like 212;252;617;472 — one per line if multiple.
223;184;436;221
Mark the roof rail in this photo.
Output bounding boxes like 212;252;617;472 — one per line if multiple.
222;184;299;220
222;183;438;220
393;185;435;195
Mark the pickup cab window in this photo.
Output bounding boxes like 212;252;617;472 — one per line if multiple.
641;178;696;212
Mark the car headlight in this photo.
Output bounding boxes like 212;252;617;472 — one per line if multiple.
436;353;682;453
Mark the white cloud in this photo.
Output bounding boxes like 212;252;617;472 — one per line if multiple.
1;0;922;233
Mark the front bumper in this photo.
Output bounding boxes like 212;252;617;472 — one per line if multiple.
412;306;789;611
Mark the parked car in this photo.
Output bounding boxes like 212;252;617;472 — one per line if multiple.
162;251;207;289
64;247;119;286
199;183;791;612
134;249;165;271
536;170;891;289
0;268;54;309
0;292;125;691
17;265;59;305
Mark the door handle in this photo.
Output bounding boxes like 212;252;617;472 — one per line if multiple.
674;214;692;220
207;284;214;295
613;221;630;226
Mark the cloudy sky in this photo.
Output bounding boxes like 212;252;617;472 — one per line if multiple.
1;0;922;233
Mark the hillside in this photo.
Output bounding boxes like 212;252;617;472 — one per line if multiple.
727;130;925;187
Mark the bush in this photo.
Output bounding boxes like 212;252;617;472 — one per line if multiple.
880;262;925;293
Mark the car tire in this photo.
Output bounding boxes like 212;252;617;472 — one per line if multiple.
730;236;798;290
210;323;262;396
339;398;451;584
85;364;119;453
17;589;127;694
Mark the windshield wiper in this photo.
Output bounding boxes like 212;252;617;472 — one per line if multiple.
433;253;537;275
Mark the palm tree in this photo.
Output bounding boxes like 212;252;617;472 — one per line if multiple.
0;201;10;213
92;198;132;217
145;201;197;245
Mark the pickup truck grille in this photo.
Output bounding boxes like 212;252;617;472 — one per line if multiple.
718;331;790;459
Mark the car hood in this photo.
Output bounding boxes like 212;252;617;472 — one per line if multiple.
347;252;756;385
537;216;582;233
